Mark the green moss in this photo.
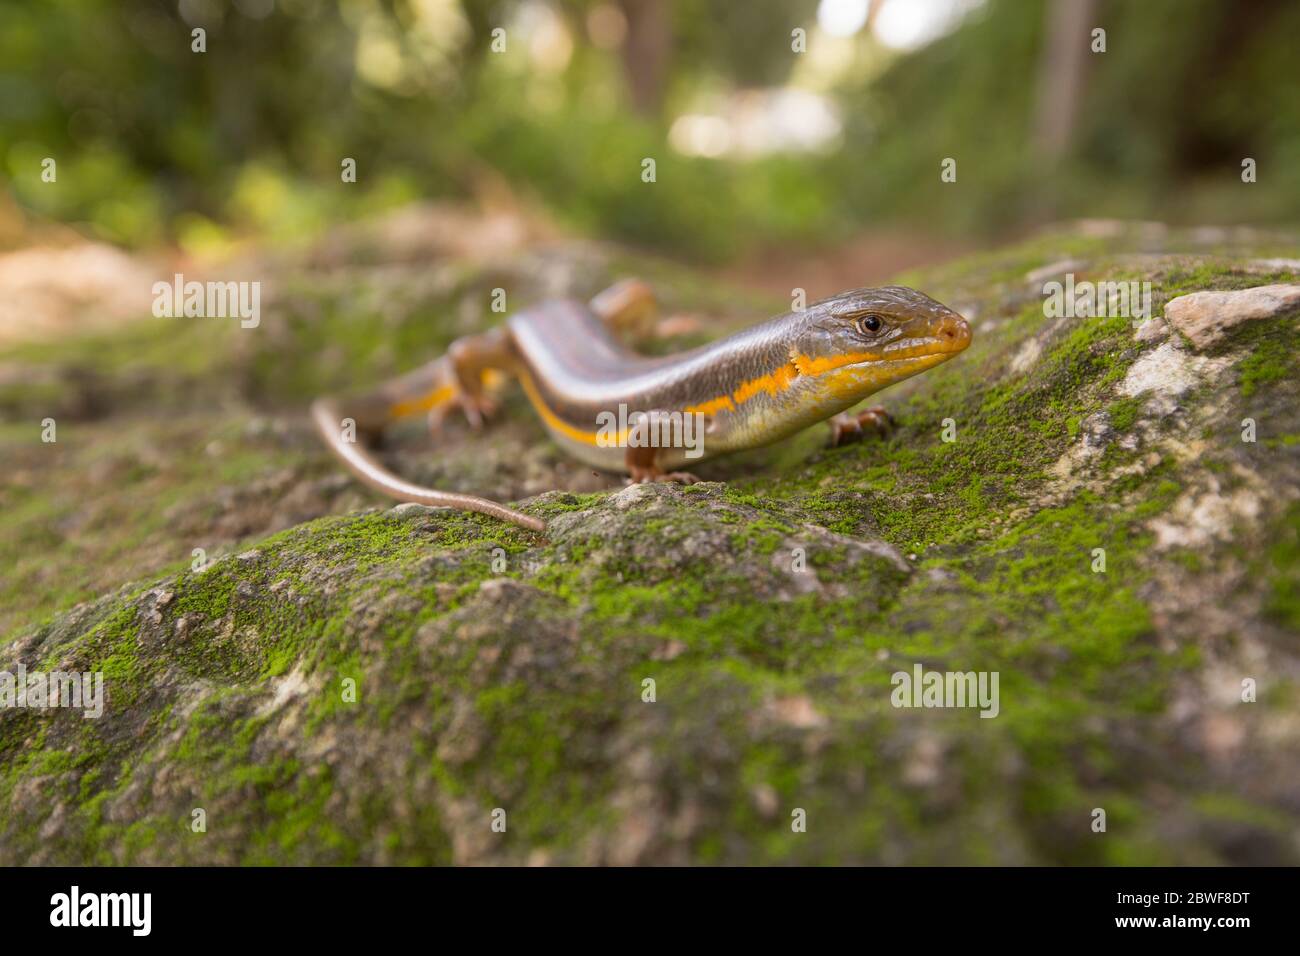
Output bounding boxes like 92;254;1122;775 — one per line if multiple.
1239;334;1294;398
1107;395;1146;432
1262;502;1300;631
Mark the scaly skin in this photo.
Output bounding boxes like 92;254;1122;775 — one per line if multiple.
313;282;971;533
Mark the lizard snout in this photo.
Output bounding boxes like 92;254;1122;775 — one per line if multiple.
931;311;971;352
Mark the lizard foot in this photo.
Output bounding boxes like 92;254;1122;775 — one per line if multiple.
828;406;893;447
627;468;699;485
454;390;499;430
426;390;498;436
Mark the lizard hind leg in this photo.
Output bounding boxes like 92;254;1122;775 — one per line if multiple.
589;278;658;341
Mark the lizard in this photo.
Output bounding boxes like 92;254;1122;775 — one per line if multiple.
312;280;971;534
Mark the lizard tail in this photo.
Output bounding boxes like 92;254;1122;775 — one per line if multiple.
310;368;546;534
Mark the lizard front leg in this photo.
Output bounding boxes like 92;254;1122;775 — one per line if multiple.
622;409;704;484
828;405;894;447
625;443;700;484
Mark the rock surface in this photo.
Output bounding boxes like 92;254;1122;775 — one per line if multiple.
1;223;1298;864
1165;282;1300;349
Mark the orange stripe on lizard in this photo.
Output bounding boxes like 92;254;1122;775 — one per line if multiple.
389;384;455;419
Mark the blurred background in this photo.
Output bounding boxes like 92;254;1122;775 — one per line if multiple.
2;0;1299;288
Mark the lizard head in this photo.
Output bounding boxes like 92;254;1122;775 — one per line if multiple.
789;286;971;401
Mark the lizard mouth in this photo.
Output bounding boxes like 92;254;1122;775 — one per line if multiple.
890;312;971;358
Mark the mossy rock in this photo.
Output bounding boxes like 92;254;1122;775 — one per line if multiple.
1;226;1298;864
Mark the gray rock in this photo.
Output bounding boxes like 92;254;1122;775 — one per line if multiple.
1165;283;1300;349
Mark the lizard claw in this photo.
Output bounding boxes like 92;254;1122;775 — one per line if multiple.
431;390;501;437
428;391;497;434
455;390;498;430
626;466;700;485
659;471;699;484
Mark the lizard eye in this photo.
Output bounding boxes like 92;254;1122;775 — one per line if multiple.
854;313;883;335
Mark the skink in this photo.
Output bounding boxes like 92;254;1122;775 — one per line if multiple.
312;281;971;533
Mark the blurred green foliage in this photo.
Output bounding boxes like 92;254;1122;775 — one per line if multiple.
835;0;1300;234
1;0;1298;259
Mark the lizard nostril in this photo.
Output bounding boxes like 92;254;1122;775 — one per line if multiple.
937;314;971;348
